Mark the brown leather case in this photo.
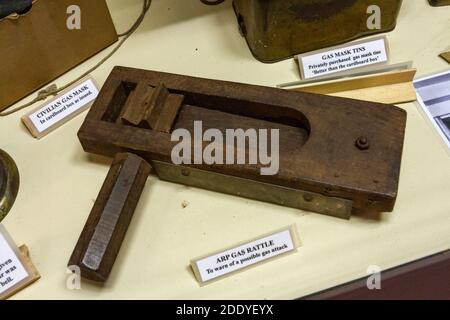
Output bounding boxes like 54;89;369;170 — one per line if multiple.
0;0;118;111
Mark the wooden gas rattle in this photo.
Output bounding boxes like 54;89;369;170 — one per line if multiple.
69;67;406;282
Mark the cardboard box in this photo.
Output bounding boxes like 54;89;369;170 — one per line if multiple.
0;0;117;111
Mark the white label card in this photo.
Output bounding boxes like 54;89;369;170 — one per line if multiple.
22;77;99;138
0;225;30;295
414;70;450;154
298;37;389;80
192;225;300;284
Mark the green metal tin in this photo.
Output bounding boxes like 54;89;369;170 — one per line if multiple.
233;0;403;62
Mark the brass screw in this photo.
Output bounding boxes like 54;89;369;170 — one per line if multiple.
355;136;370;150
181;169;191;177
303;194;314;202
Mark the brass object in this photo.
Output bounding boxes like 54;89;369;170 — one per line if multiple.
152;161;354;219
232;0;403;62
440;52;450;64
0;149;20;222
428;0;450;6
0;0;117;111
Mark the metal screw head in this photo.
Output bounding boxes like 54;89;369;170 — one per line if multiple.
181;168;191;177
355;136;370;150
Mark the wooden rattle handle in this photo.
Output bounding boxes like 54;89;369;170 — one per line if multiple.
68;153;151;283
